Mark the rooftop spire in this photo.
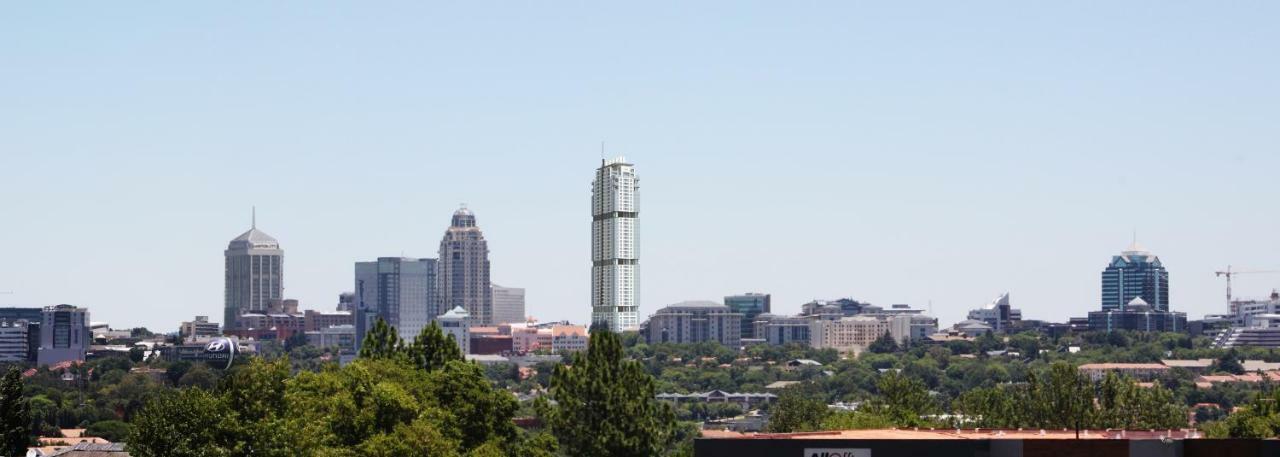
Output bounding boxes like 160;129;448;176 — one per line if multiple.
252;206;257;229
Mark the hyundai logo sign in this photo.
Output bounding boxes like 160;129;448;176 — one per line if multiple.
203;337;237;369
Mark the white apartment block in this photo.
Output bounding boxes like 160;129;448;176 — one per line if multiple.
592;156;640;332
809;316;890;353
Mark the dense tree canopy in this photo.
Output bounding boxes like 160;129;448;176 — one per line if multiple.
544;329;678;456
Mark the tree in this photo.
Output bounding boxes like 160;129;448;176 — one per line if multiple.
359;318;404;360
870;371;937;426
545;328;677;456
1030;362;1094;437
867;331;899;354
283;331;310;352
128;346;146;363
406;321;463;372
85;420;133;442
1217;349;1245;375
428;361;518;449
127;388;236;457
766;387;828;432
165;360;192;385
0;368;31;457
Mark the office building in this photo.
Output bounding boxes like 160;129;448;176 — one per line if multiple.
306;325;356;353
0;307;42;324
965;293;1022;332
354;257;437;348
37;304;89;366
224;218;284;328
887;313;939;343
1088;297;1187;332
1231;290;1280;326
1101;242;1169;312
753;314;811;346
1214;326;1280;349
179;316;221;340
0;307;40;361
809;316;890;353
337;292;355;312
438;207;493;326
642;301;742;346
591;156;640;332
491;284;526;325
437;306;470;354
0;320;32;362
724;293;771;339
304;309;354;332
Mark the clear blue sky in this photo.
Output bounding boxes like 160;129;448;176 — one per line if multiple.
2;2;1278;332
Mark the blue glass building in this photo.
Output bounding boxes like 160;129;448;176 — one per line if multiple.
1101;243;1169;312
724;293;771;339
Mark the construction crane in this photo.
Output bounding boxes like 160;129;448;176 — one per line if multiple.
1215;266;1280;306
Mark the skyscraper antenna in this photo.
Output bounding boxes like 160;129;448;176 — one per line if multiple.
600;140;605;161
252;206;257;229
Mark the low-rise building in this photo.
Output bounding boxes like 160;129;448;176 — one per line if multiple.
1077;363;1170;381
179;316;221;340
304;310;354;332
470;334;513;355
753;314;811;346
1194;371;1280;389
965;293;1022;332
1213;326;1280;349
949;320;994;337
511;325;553;353
656;390;777;407
643;301;742;347
1230;290;1280;326
809;316;889;354
1160;359;1214;372
886;313;938;343
1087;297;1187;333
438;306;470;354
305;324;356;353
551;325;589;353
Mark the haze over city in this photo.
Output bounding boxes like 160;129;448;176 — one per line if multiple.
3;2;1278;332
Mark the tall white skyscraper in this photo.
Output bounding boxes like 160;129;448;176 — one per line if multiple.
592;156;640;332
224;216;283;329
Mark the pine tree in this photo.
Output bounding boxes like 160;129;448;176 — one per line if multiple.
0;368;31;457
358;318;404;360
405;321;462;372
545;329;676;457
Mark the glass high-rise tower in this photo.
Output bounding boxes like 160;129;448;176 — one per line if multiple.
224;219;283;329
1101;242;1169;312
592;156;640;332
354;257;437;348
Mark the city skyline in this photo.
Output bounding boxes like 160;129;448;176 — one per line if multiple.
3;3;1279;332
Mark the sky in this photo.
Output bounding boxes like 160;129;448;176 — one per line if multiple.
2;2;1278;332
